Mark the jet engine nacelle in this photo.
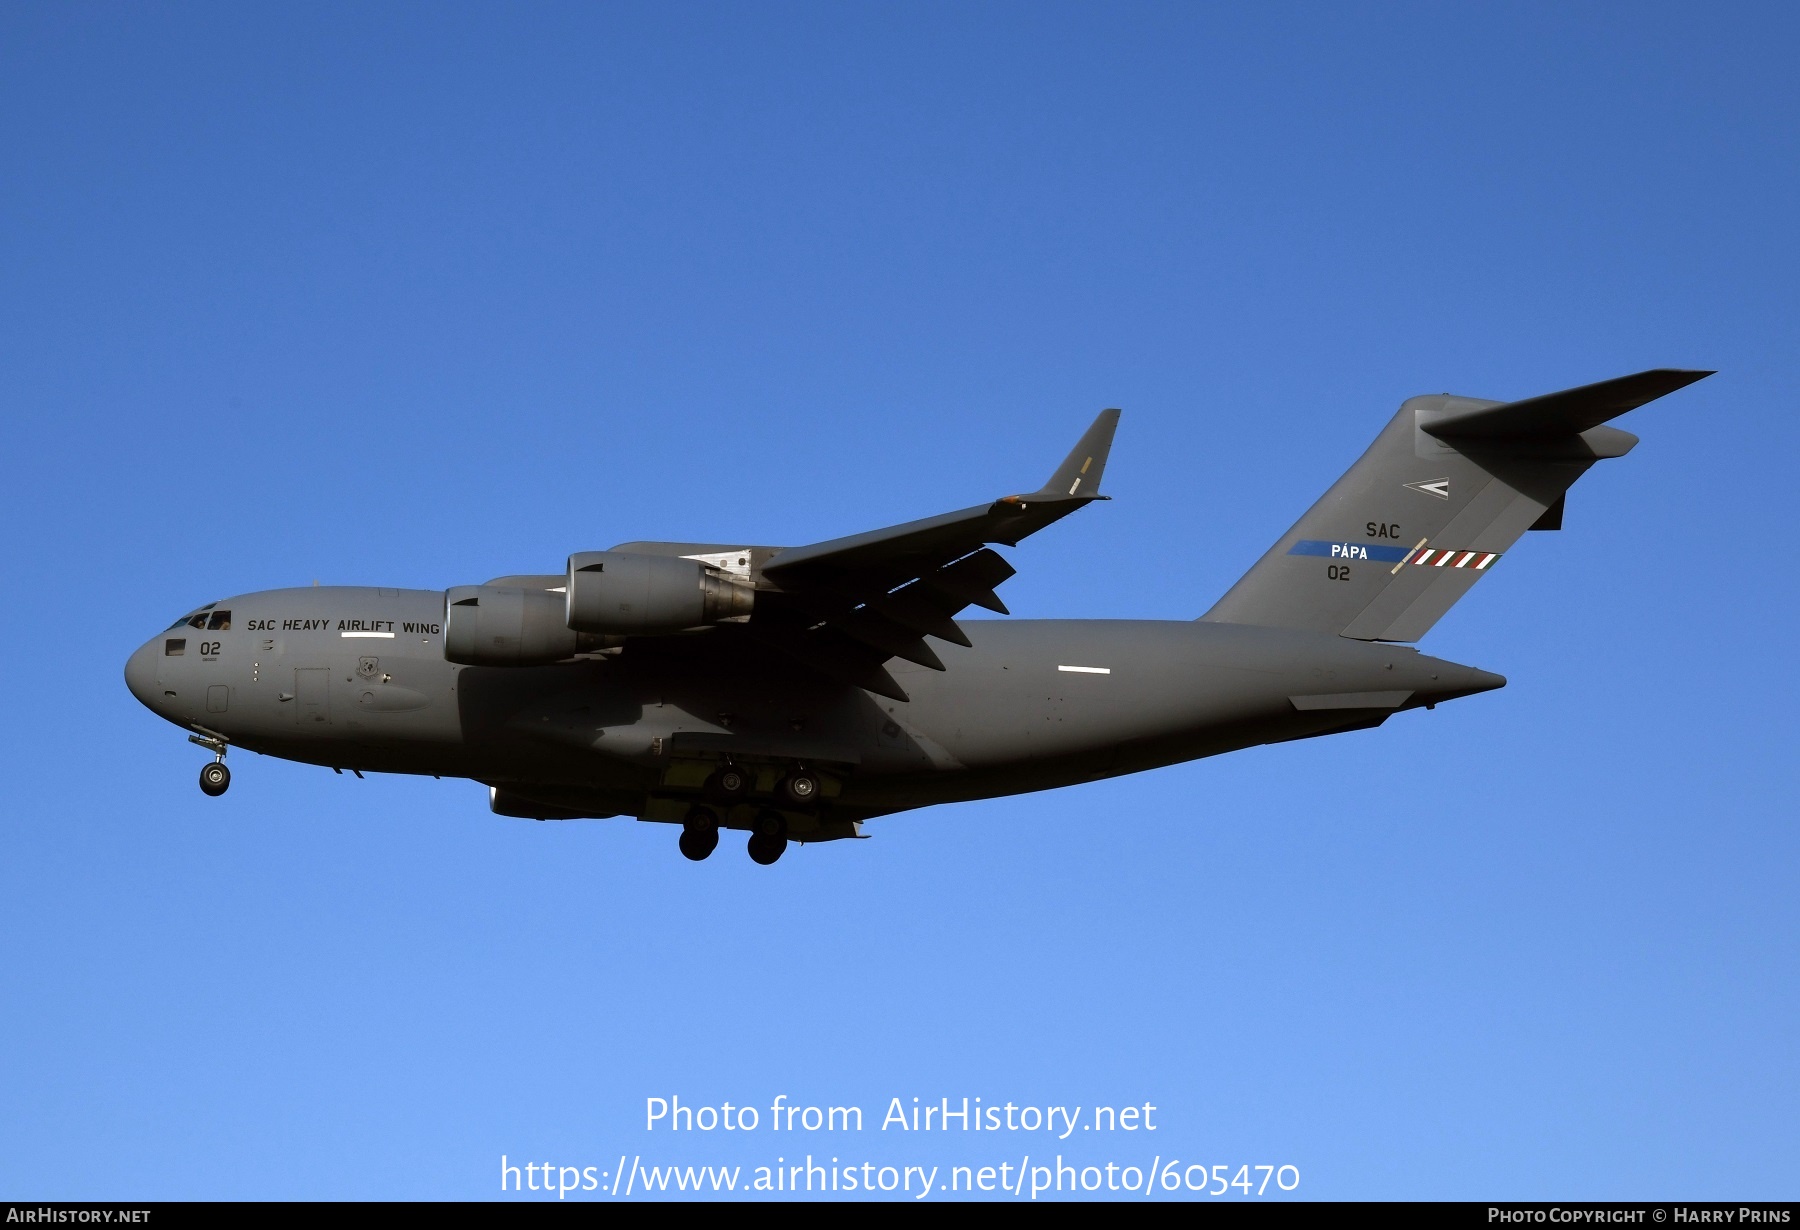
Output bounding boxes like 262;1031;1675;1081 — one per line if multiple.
444;585;594;667
564;550;754;635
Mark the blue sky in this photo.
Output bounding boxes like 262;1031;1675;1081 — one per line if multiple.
2;1;1795;1200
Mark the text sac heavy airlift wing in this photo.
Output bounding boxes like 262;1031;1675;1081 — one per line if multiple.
741;409;1121;701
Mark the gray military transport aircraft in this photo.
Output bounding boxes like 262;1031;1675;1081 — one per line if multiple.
126;369;1709;865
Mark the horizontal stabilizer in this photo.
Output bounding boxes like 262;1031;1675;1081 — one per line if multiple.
1423;369;1712;440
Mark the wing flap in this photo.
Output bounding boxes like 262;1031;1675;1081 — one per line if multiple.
915;547;1016;615
741;417;1108;698
745;415;1117;696
863;586;973;647
747;620;913;701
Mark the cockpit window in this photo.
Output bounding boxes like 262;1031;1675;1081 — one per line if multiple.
169;603;225;631
165;638;186;656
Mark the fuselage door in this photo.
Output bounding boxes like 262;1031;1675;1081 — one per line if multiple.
295;667;331;725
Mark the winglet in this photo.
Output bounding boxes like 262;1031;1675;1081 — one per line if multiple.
1036;408;1121;498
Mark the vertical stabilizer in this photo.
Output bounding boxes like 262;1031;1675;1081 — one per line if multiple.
1201;370;1710;641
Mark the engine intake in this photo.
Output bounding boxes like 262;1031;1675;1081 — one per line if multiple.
444;585;595;666
565;550;754;636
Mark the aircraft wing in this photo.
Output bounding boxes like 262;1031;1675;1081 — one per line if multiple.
751;409;1120;700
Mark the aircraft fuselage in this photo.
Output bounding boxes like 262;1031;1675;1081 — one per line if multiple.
125;585;1502;836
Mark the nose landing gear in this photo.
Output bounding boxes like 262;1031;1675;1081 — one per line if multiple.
199;761;231;796
189;727;230;797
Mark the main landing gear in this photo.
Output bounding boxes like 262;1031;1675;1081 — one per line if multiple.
777;771;820;807
746;810;788;866
704;762;751;805
679;807;721;862
676;805;790;865
678;762;816;865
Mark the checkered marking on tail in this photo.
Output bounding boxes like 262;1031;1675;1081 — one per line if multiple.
1406;547;1499;570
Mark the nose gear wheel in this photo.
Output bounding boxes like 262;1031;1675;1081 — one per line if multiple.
199;762;230;796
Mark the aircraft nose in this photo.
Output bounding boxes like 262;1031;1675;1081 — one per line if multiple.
124;638;161;710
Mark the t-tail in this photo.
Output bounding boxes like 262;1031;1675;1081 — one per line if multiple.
1201;369;1712;641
